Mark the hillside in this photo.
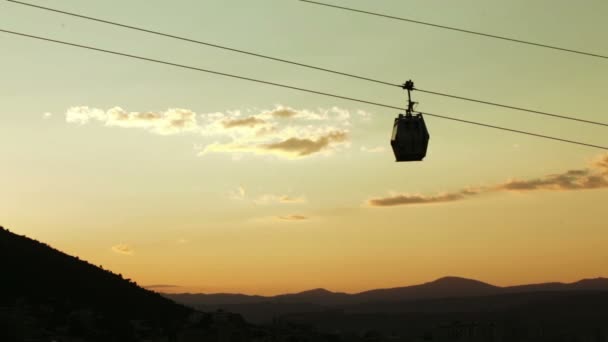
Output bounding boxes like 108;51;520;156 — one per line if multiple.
0;226;193;340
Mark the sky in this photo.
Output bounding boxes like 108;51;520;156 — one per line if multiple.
1;0;607;295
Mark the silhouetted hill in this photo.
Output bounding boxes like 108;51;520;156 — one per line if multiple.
170;292;269;306
0;226;193;340
0;226;190;320
355;276;499;302
167;276;608;324
502;277;608;294
275;288;351;306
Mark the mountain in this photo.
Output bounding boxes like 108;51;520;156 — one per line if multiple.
167;276;608;308
501;277;608;294
275;288;351;306
354;276;500;303
166;276;608;324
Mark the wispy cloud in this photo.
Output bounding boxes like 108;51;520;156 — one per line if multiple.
270;108;298;118
368;154;608;207
361;145;386;153
368;190;479;207
496;169;608;191
67;107;198;135
254;194;307;205
111;243;134;255
230;187;307;206
42;112;53;119
276;214;309;221
198;106;351;159
228;186;247;201
144;284;180;289
356;109;373;122
595;154;608;171
262;131;348;157
201;132;348;159
65;105;353;159
223;116;266;128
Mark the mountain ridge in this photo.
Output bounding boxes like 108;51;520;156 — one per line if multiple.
166;276;608;324
167;276;608;301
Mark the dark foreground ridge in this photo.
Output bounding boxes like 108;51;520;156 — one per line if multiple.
0;226;252;341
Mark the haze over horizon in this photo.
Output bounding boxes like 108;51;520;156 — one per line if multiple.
2;0;607;296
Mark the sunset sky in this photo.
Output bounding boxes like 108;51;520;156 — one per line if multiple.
1;0;607;295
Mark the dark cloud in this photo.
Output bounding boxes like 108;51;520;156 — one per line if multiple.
368;154;608;207
263;131;348;156
271;108;298;118
368;190;478;207
223;116;266;128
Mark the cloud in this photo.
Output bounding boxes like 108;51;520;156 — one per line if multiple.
361;145;386;153
356;110;373;122
593;154;608;173
66;107;106;124
228;186;246;200
66;107;198;135
269;107;298;118
368;190;477;207
254;194;307;205
223;116;266;128
231;188;307;205
144;284;180;289
263;131;348;157
198;106;352;159
367;154;608;207
111;243;134;255
496;169;608;191
201;130;349;159
258;106;350;122
66;105;354;159
276;214;309;221
43;112;53;119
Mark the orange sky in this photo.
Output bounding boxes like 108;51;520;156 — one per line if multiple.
1;0;607;295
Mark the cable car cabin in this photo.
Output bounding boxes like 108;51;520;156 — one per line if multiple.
391;113;430;162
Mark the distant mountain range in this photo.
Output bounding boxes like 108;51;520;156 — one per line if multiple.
168;275;608;306
166;276;608;323
2;224;607;341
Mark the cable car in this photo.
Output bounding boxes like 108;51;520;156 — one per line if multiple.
391;113;429;161
390;80;430;162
